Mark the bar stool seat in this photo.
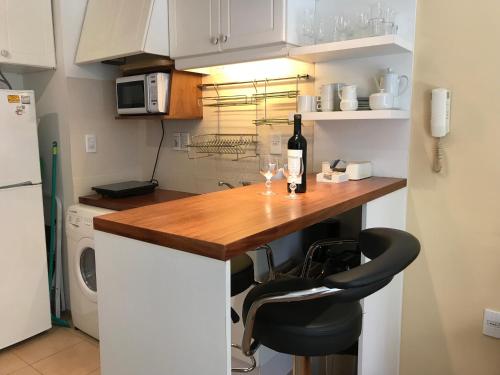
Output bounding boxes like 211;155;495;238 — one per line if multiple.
243;278;362;356
239;228;421;375
231;254;255;297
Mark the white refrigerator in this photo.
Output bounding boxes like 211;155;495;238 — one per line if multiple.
0;89;51;349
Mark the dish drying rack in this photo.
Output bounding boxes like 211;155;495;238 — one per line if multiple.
187;134;258;161
190;74;310;161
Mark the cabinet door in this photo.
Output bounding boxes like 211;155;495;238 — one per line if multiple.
169;0;220;58
220;0;285;51
0;0;55;69
75;0;153;64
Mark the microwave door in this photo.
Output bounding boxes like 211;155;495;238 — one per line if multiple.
116;80;147;114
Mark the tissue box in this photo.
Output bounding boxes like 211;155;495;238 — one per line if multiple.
346;162;372;180
316;172;349;183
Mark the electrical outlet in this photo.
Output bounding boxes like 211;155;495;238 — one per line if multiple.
173;133;182;151
270;133;282;154
85;134;97;153
180;132;190;151
483;309;500;339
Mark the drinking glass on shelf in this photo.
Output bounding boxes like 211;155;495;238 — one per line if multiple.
259;155;279;196
333;15;353;42
283;157;304;199
300;8;316;45
353;11;371;38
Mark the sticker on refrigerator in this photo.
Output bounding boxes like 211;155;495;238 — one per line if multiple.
7;95;20;103
21;96;31;104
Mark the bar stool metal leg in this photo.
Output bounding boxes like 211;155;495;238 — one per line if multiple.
231;344;256;373
293;356;312;375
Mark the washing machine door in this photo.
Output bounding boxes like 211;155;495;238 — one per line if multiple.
75;238;98;303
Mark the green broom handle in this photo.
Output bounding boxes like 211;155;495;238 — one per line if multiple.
48;142;58;287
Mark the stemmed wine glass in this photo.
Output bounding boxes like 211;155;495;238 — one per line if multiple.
283;156;304;199
259;155;279;196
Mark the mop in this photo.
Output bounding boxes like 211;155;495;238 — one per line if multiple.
47;141;69;327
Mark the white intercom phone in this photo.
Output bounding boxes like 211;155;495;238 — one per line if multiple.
431;88;451;172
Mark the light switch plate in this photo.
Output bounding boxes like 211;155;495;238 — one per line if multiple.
85;134;97;153
483;309;500;339
173;133;182;151
270;133;282;154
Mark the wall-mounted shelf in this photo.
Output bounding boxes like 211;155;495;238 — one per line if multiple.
291;110;410;122
115;114;203;121
289;35;413;63
115;70;203;121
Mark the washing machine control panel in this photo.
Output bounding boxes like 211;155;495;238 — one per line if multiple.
67;211;82;227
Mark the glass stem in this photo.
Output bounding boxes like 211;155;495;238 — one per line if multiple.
265;178;272;194
290;182;297;198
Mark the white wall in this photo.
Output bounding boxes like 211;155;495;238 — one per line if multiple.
141;58;315;194
400;1;500;374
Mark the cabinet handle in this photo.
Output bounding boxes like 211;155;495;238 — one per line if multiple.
210;36;219;45
0;49;9;58
221;35;228;43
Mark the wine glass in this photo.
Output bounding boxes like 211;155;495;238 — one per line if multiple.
283;157;304;199
259;155;279;196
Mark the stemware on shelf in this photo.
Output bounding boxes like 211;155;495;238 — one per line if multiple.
300;1;399;44
259;155;279;196
283;157;304;199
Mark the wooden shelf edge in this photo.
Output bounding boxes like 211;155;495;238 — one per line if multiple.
115;114;203;121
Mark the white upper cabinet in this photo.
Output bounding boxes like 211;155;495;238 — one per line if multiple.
170;0;305;66
0;0;55;69
76;0;169;64
169;0;220;58
219;0;285;51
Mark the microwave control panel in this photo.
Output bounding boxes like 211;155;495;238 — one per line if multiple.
147;74;158;112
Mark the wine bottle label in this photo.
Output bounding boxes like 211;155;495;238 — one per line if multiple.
287;149;303;184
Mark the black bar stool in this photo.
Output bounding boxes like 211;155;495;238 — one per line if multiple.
239;228;420;375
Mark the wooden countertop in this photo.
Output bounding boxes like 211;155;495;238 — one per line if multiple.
94;177;406;260
79;189;196;211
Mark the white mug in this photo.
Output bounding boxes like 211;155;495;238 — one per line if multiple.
297;95;317;112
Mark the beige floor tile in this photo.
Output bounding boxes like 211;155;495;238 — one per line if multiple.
0;350;27;375
68;330;99;348
13;328;82;364
9;367;41;375
32;341;99;375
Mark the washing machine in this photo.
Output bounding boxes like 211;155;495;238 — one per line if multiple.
66;204;114;339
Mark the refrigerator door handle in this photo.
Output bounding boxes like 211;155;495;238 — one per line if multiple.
0;181;41;190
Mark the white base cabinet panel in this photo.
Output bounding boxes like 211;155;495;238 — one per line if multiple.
95;231;231;375
359;188;408;375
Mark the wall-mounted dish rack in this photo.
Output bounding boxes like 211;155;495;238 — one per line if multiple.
190;74;311;161
187;134;258;161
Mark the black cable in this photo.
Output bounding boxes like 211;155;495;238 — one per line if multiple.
0;69;12;89
150;120;165;184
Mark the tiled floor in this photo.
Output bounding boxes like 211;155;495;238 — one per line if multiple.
0;327;100;375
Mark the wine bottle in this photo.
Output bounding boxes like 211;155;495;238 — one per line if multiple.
287;114;307;193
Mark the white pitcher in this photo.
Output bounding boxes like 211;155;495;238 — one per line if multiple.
376;68;409;103
338;85;358;111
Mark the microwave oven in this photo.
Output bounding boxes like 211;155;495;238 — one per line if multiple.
116;73;170;115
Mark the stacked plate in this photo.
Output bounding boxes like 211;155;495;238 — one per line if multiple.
358;97;370;111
